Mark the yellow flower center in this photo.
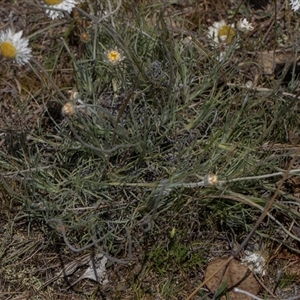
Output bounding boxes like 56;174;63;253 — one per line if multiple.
108;50;121;61
218;25;236;44
0;41;17;59
44;0;63;5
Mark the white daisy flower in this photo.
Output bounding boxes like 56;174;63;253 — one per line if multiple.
43;0;77;20
236;18;254;32
0;29;31;65
290;0;300;11
207;20;236;45
105;48;125;65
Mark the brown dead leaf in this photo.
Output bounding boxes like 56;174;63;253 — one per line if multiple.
204;257;260;300
260;50;297;75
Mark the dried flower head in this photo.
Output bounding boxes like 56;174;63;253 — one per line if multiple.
204;174;219;187
105;48;124;65
67;88;79;101
80;32;91;43
62;102;76;117
208;20;236;45
43;0;77;19
236;18;254;32
0;29;31;65
245;80;254;89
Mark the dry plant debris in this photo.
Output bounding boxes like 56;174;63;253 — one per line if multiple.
204;257;260;300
